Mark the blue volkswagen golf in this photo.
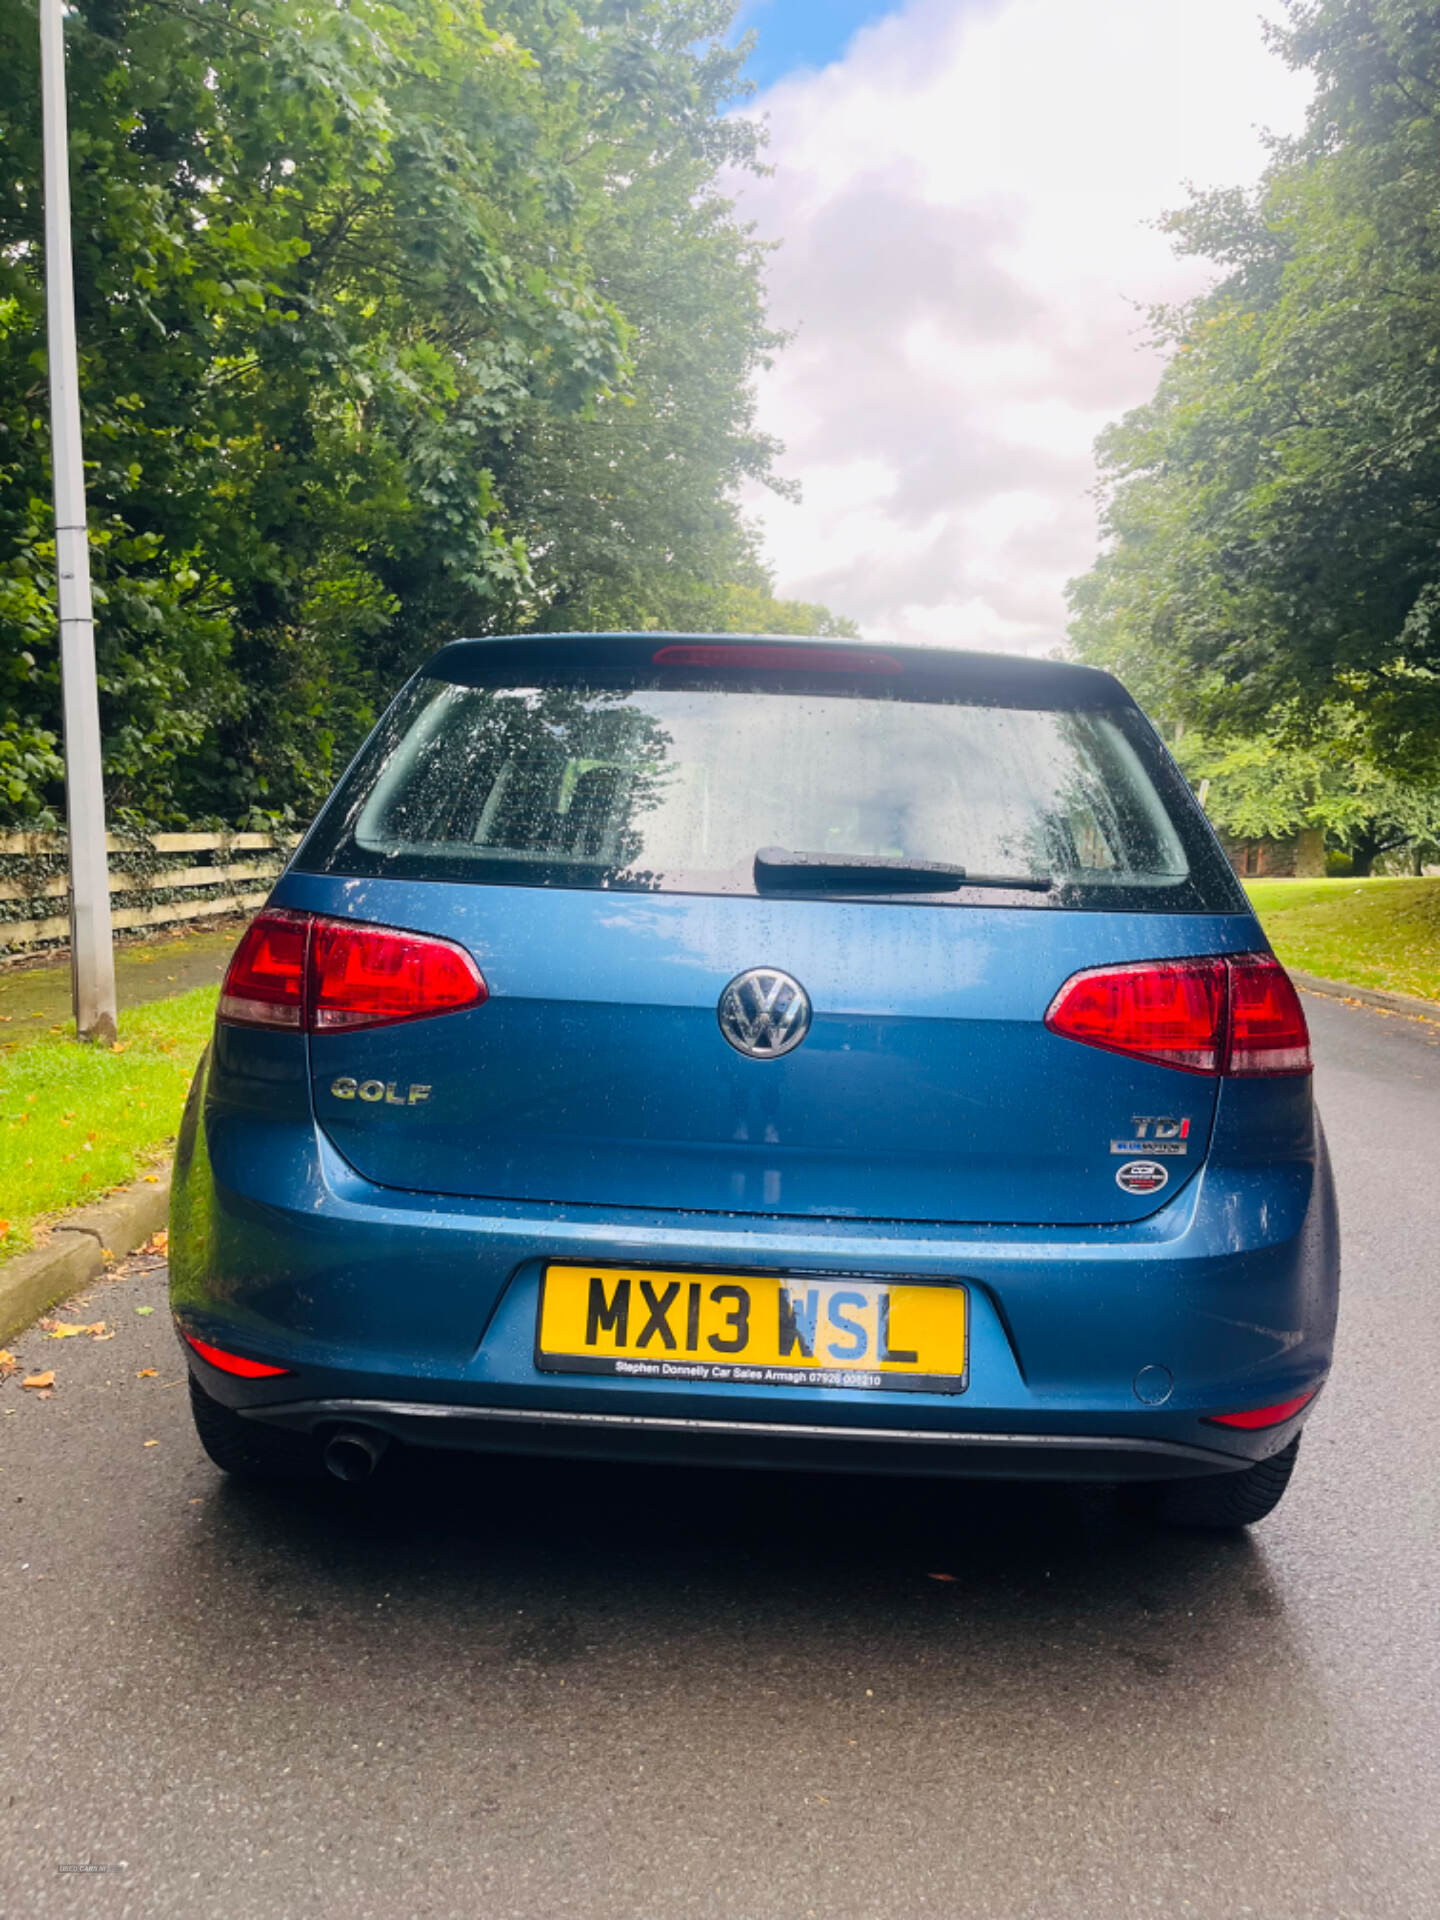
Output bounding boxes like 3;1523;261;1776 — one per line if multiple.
170;635;1338;1526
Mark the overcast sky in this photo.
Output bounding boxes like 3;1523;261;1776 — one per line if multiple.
732;0;1313;652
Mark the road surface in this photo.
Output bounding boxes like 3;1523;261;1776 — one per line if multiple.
1;991;1436;1919
0;922;238;1045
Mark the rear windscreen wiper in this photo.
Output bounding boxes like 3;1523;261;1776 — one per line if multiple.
753;848;1052;893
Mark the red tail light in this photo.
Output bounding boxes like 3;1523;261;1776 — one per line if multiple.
219;911;486;1033
1206;1390;1315;1430
218;910;308;1030
1226;953;1312;1075
309;919;485;1032
1045;957;1228;1073
1045;953;1310;1077
184;1333;290;1378
652;643;902;674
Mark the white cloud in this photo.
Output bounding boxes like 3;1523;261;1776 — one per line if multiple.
736;0;1313;651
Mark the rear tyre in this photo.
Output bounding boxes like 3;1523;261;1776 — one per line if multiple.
188;1376;319;1482
1139;1435;1301;1529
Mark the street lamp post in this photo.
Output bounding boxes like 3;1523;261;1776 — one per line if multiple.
39;0;117;1043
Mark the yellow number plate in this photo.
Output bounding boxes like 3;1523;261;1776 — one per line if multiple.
537;1265;968;1395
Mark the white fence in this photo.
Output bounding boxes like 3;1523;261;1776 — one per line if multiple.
0;831;295;953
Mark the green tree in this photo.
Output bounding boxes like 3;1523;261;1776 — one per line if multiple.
1068;0;1440;781
1181;711;1440;872
0;0;841;827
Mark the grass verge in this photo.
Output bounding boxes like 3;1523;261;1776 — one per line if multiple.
1244;877;1440;1003
0;984;215;1257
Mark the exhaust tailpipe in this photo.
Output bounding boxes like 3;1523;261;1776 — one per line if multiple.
323;1428;391;1484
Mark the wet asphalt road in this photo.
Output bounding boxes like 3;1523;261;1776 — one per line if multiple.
0;922;239;1043
1;992;1437;1920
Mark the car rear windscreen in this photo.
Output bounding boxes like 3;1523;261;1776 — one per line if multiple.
296;646;1242;912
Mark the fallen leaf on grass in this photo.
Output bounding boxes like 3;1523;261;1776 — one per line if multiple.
136;1369;158;1379
110;1042;131;1054
22;1371;55;1391
141;1229;169;1255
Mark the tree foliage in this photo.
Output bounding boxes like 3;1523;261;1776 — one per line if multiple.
1068;0;1440;781
0;0;837;826
1178;710;1440;872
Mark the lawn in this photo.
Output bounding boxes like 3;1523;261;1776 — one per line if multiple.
0;984;216;1256
1244;876;1440;1003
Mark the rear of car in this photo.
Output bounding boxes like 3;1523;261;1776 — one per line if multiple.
170;635;1339;1523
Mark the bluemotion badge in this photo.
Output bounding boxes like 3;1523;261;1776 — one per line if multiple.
1112;1115;1192;1155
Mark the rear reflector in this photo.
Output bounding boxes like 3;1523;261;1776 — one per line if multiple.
219;911;487;1034
1206;1391;1315;1430
184;1333;290;1378
1045;952;1311;1077
652;643;902;674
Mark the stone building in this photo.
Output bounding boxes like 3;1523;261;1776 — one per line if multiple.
1220;828;1327;879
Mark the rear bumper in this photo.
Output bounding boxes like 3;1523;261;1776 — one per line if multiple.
245;1396;1251;1481
170;1048;1340;1480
